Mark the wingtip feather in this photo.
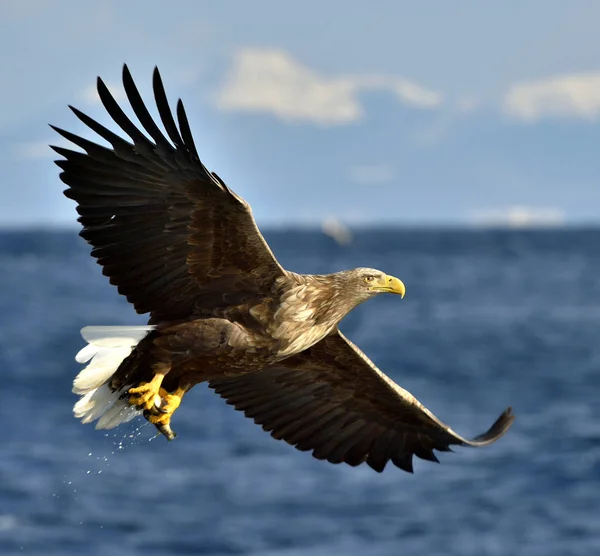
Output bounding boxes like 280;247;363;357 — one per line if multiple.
469;407;515;446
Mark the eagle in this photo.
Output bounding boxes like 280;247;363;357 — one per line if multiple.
52;65;514;473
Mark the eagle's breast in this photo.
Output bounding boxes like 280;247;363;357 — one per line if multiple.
267;281;343;358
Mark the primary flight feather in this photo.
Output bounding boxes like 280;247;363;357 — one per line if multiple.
52;65;514;473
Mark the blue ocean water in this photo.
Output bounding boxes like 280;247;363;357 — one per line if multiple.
0;228;598;555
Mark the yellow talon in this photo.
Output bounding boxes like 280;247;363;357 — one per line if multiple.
157;387;184;414
145;386;186;441
128;373;165;411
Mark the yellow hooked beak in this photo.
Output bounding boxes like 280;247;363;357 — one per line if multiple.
370;274;406;298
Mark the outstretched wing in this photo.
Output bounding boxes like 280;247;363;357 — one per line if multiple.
52;64;285;322
209;331;514;473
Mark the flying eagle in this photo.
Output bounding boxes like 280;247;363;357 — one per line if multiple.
52;65;514;473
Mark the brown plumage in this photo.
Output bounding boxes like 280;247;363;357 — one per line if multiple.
53;65;514;473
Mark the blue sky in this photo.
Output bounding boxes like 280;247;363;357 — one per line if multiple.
3;0;600;227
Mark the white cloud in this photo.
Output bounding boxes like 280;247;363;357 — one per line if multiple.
216;48;443;125
505;72;600;121
347;75;442;108
390;79;442;108
347;164;394;185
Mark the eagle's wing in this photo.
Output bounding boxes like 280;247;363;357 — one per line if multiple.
209;330;514;473
52;65;285;322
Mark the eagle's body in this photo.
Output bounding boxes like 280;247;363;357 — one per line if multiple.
53;65;514;473
109;270;378;399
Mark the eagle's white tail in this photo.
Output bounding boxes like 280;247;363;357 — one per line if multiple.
72;325;155;430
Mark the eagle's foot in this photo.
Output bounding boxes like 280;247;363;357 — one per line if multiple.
144;387;185;441
128;374;165;411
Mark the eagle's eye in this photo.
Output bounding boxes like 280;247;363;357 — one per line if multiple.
363;275;376;283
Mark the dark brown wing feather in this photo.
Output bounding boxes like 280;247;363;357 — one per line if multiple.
51;64;285;321
209;331;514;473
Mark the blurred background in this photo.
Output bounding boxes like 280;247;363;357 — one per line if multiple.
1;1;599;555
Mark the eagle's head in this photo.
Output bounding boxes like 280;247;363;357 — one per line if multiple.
343;267;406;302
293;268;406;328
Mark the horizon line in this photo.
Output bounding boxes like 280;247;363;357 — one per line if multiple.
2;222;600;233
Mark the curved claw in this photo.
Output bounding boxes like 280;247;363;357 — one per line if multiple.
142;386;185;441
128;375;165;411
140;399;167;415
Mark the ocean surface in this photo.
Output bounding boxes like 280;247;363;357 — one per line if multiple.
1;228;598;555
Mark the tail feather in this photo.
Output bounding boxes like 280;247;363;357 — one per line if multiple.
80;325;155;345
95;393;140;429
74;384;116;423
73;346;137;394
72;325;155;429
75;343;100;364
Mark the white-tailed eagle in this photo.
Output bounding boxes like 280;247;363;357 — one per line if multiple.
52;65;514;473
